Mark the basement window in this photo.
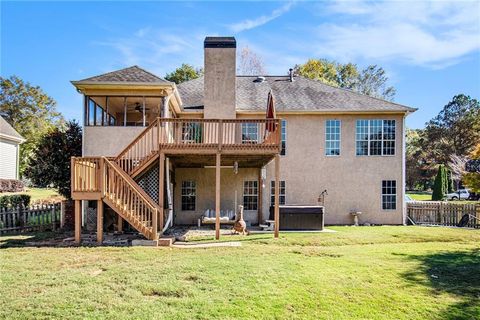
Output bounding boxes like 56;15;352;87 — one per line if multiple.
382;180;397;210
243;180;258;210
270;181;286;206
181;181;196;211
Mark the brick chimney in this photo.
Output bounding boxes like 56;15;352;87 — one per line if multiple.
203;36;236;119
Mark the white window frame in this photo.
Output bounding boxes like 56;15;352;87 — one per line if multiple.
325;119;341;156
270;180;286;206
243;180;258;210
181;180;196;211
356;119;396;156
241;123;259;144
382;180;397;210
281;119;287;156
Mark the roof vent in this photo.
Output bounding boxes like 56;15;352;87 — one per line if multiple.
289;68;294;82
254;76;266;83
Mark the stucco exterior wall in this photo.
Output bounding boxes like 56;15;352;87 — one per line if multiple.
173;168;259;225
204;47;236;119
83;126;144;157
261;113;405;225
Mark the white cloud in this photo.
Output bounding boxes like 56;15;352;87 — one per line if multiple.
313;0;480;68
94;28;204;75
229;2;295;33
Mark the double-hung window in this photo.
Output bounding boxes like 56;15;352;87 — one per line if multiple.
242;123;258;144
382;180;397;210
280;120;287;155
181;181;196;211
325;120;341;156
243;181;258;210
356;120;396;156
270;181;286;206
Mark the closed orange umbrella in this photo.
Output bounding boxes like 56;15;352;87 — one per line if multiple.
266;90;277;133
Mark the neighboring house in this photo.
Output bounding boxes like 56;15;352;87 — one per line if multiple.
70;36;416;243
0;116;25;180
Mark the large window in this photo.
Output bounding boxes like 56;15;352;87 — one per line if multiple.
356;120;396;156
242;123;258;144
243;180;258;210
325;120;341;156
280;120;287;155
270;181;286;206
382;180;397;210
181;181;196;211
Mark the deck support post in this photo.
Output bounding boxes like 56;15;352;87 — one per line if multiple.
274;154;280;238
258;168;263;225
97;200;103;244
215;153;221;240
74;200;81;244
117;215;123;232
158;152;165;235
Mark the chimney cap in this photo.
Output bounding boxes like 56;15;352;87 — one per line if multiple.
204;36;236;48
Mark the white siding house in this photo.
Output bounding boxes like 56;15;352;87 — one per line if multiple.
0;116;25;179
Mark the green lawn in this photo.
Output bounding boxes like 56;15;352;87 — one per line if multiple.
407;191;432;201
1;227;479;319
3;187;62;202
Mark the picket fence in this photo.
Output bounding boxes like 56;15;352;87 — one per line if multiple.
407;201;480;228
0;203;62;234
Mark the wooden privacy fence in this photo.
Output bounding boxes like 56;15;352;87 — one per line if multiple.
0;203;62;235
407;202;480;228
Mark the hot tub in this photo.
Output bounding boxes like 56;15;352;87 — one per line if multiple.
269;205;325;230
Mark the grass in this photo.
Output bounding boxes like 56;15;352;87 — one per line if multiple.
407;191;479;204
407;191;432;201
2;187;61;202
1;226;479;319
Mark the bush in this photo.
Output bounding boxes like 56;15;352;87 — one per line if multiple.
0;194;31;209
0;179;25;193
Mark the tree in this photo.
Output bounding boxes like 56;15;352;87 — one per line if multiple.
24;121;82;198
165;64;203;84
431;164;447;201
294;59;395;101
355;65;396;101
448;154;468;192
463;143;480;192
0;76;64;175
424;94;480;164
238;46;266;75
406;128;435;190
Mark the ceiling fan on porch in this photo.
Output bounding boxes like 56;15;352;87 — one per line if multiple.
127;102;150;113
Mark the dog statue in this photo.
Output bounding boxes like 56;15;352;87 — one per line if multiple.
232;205;249;235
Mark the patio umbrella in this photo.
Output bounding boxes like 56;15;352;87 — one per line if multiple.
265;90;277;134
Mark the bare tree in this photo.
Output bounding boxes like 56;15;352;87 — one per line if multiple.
238;47;266;75
448;154;468;194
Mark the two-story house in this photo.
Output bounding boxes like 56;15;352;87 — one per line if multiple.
71;36;416;244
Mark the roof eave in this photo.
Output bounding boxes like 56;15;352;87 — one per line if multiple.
0;133;25;144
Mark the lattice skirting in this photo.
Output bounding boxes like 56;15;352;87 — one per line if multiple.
136;161;159;204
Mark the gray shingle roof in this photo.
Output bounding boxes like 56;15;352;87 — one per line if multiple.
0;116;25;143
177;75;416;113
76;66;170;84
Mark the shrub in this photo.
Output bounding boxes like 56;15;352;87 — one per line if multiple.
0;194;31;209
0;179;25;193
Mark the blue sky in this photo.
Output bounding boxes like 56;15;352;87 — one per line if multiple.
1;1;479;128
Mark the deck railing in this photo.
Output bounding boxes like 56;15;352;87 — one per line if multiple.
71;157;102;193
115;118;160;175
158;118;281;151
103;158;158;239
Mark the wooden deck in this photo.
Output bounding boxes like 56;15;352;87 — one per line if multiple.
71;117;282;242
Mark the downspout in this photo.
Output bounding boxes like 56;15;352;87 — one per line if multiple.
162;93;174;233
402;113;407;225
